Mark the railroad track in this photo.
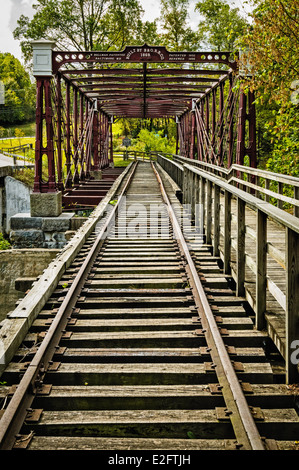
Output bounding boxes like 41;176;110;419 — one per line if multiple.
0;161;299;451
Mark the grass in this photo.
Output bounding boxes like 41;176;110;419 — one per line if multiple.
1;121;35;138
0;137;35;148
0;132;132;190
113;156;132;167
0;136;35;167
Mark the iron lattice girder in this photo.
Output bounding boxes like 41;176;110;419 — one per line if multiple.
55;45;235;119
58;67;228;118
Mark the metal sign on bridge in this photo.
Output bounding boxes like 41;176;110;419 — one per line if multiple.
53;44;237;72
123;137;131;148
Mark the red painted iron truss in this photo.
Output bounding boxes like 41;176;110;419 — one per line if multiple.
33;44;256;193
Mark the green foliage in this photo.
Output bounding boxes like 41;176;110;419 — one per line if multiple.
9;0;298;180
133;128;176;154
0;53;35;125
195;0;248;51
240;0;299;176
134;19;162;47
13;0;154;62
265;105;299;176
0;233;11;250
12;167;35;188
159;0;201;51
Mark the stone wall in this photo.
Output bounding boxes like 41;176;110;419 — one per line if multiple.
0;168;13;233
5;176;31;232
0;248;59;321
9;212;76;249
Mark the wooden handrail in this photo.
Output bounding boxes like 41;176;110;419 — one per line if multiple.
169;154;299;217
158;153;299;384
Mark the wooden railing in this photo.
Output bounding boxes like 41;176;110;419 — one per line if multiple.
113;150;164;162
172;155;299;217
157;153;299;384
0;143;32;154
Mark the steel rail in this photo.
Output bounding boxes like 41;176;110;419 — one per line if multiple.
151;161;266;451
0;161;139;450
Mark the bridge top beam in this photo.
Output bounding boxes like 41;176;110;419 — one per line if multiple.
32;41;236;121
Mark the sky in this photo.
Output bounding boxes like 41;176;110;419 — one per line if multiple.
0;0;253;64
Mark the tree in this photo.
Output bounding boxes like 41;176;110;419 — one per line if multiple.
0;53;35;125
159;0;201;51
134;20;162;47
133;128;176;154
195;0;248;51
241;0;299;106
240;0;299;175
15;128;25;146
13;0;150;63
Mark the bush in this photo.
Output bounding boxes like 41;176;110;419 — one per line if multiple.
0;233;11;250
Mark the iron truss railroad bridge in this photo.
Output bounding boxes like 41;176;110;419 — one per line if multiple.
0;42;299;451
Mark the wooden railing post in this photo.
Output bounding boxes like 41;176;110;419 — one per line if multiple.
195;173;201;234
190;171;196;223
206;180;212;245
236;197;246;297
265;179;270;203
256;209;267;330
213;184;220;257
200;176;206;235
294;187;299;218
183;165;188;208
223;190;232;274
278;182;284;209
286;227;299;383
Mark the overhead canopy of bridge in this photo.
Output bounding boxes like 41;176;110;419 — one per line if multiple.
52;45;238;120
31;42;257;196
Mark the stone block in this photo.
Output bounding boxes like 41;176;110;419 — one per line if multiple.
5;176;31;233
30;191;62;217
41;212;75;232
10;213;43;230
53;232;67;242
43;240;59;249
10;230;44;248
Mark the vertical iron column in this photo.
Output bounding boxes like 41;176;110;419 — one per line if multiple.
190;111;195;159
33;77;56;193
227;74;234;168
65;81;72;188
236;88;246;166
218;82;224;165
205;94;210;162
55;74;63;190
248;91;257;168
236;86;257;168
109;120;114;165
73;87;79;185
92;102;99;171
176;119;179;155
211;88;216;164
99;110;103;169
79;93;86;181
